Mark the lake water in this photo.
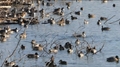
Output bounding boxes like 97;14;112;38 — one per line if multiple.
1;0;120;67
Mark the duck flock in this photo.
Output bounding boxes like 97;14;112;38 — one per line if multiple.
0;0;120;67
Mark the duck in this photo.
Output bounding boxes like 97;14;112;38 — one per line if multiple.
12;65;19;67
5;26;11;32
53;45;59;49
0;29;8;34
37;0;41;5
101;26;110;31
71;15;77;20
84;19;89;24
32;43;43;51
57;18;65;26
48;18;56;25
59;60;67;65
75;39;80;45
11;28;19;33
60;11;64;16
49;47;58;54
39;8;45;15
20;32;26;39
1;36;7;42
4;60;16;67
67;48;73;54
78;51;84;58
59;45;64;51
46;61;57;67
75;11;81;15
102;0;108;3
66;2;71;9
46;2;53;6
86;46;91;53
80;7;83;11
46;55;57;67
65;19;70;25
97;20;101;25
73;31;86;38
53;8;61;15
107;55;119;63
42;1;45;6
46;60;57;67
81;31;86;38
100;17;107;21
32;42;39;47
91;46;97;54
31;40;36;44
21;44;25;50
88;14;95;18
27;52;39;58
113;4;116;7
64;42;72;49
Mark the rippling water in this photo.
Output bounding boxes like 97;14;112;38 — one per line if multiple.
1;0;120;67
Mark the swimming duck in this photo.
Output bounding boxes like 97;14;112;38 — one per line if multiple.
107;55;119;63
88;14;95;18
11;28;19;33
1;36;7;42
27;52;39;58
75;39;80;45
5;26;11;32
64;42;72;49
48;18;56;25
86;46;91;53
20;32;26;39
42;1;45;6
102;0;108;3
67;48;73;54
71;15;77;20
66;2;71;9
80;7;83;11
91;46;97;54
46;2;53;6
78;51;84;58
0;29;8;34
21;44;25;50
75;11;81;15
57;18;65;26
12;65;19;67
4;60;16;67
84;19;89;24
49;47;58;54
81;31;86;38
97;20;101;25
39;8;45;15
59;45;64;51
113;4;116;7
73;31;86;38
31;40;36;44
32;44;43;51
100;17;107;21
59;60;67;65
101;26;110;31
46;55;57;67
65;19;70;25
53;8;61;15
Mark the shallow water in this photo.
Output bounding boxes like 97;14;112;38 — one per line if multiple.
1;0;120;67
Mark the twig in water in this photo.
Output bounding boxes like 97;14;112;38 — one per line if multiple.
109;18;120;24
1;38;21;67
99;42;105;52
104;15;116;24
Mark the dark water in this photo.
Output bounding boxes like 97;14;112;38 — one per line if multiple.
1;0;120;67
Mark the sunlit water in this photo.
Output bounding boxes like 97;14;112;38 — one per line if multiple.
1;0;120;67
